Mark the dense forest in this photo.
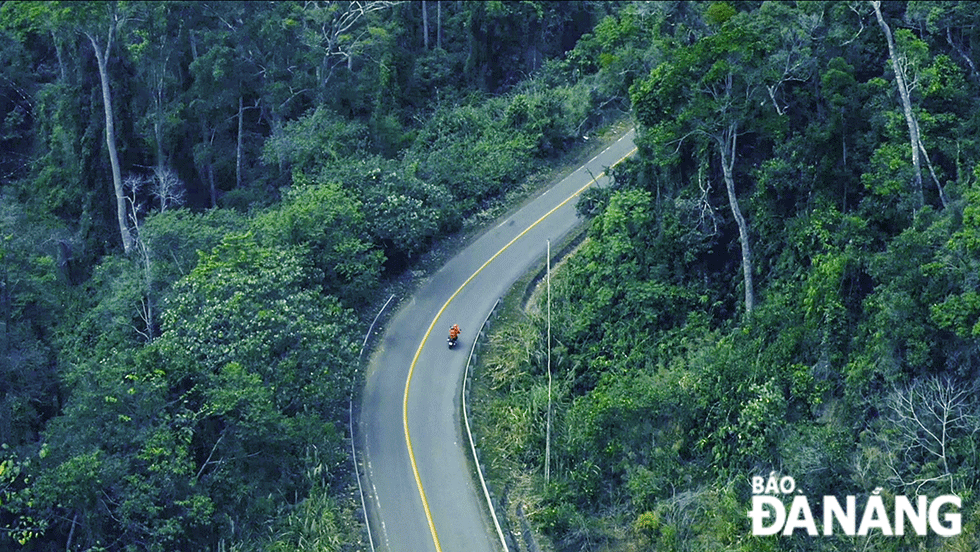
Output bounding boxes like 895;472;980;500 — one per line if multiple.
4;1;980;551
472;1;980;551
0;1;629;550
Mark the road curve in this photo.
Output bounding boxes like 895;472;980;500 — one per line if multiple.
358;128;637;552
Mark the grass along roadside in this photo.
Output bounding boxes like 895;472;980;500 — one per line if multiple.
467;217;594;552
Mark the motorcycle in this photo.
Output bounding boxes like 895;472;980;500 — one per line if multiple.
448;324;461;349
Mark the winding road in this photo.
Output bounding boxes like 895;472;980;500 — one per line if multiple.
358;128;637;552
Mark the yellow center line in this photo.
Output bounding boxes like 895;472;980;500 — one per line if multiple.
403;145;637;552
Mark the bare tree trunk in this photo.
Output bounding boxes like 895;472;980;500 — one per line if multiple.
308;1;403;84
0;264;9;354
87;27;134;254
946;27;979;84
151;56;169;178
123;175;155;341
871;1;925;211
137;236;154;341
437;0;442;49
206;131;217;208
154;118;165;175
237;95;244;190
717;123;755;315
189;31;218;208
422;0;429;49
52;31;66;83
65;512;78;552
916;119;949;208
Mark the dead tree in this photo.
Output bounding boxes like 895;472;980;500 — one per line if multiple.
886;376;978;495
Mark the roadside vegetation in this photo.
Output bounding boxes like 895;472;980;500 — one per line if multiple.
472;2;980;551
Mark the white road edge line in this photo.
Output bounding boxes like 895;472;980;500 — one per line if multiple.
462;298;508;551
353;294;396;552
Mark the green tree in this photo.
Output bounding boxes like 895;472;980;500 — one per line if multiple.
185;3;250;208
0;25;35;185
907;0;980;85
157;233;358;530
0;200;68;448
631;10;781;315
124;1;189;184
79;0;136;253
261;106;371;177
871;1;949;211
1;1;118;258
26;232;361;549
320;156;450;262
931;180;980;341
34;345;214;551
252;178;384;304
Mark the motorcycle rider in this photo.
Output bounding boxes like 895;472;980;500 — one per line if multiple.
449;323;461;343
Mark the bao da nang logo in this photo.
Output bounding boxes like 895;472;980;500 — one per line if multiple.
748;473;962;537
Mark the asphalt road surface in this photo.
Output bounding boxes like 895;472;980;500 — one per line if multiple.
358;128;637;552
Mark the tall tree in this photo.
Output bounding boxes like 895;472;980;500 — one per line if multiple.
3;1;137;251
422;0;429;49
871;0;949;210
125;1;187;181
871;0;925;211
297;0;403;91
631;10;773;315
907;1;980;85
186;2;255;208
82;1;134;253
187;28;221;207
